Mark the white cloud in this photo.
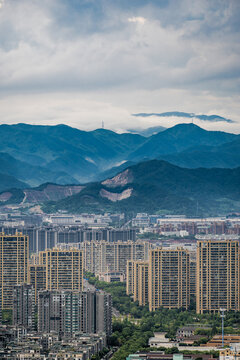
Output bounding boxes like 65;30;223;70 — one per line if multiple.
128;16;146;25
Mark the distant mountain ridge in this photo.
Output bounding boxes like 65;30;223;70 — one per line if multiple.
127;126;166;136
127;123;238;162
0;183;84;205
42;160;240;216
0;152;77;187
0;122;239;192
0;123;146;185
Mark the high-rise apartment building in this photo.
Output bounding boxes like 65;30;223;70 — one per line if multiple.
126;260;149;305
190;261;196;299
0;287;2;324
82;241;101;274
13;284;34;330
136;261;149;306
95;292;112;336
126;260;134;295
39;248;83;291
1;226;136;254
149;248;190;311
83;241;150;276
38;290;64;334
38;290;112;336
0;233;29;309
28;265;46;305
196;239;239;313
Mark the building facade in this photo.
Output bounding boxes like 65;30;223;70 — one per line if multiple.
28;264;46;305
38;290;112;336
83;241;150;276
189;261;196;299
196;239;239;313
149;248;190;311
39;248;83;291
0;233;29;309
13;284;34;330
126;260;134;295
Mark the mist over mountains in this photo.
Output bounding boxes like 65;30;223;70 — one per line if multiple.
0;122;239;215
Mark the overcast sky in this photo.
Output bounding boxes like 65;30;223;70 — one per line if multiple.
0;0;240;133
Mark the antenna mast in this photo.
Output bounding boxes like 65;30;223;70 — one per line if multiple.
102;121;104;129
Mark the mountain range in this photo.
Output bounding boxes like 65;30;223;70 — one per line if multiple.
0;121;240;215
0;122;239;189
40;160;240;216
2;159;239;216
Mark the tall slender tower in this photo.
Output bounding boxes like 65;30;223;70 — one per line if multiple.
28;264;46;305
148;248;190;311
133;261;149;306
196;239;239;313
0;233;29;309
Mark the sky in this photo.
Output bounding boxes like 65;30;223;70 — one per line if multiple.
0;0;240;133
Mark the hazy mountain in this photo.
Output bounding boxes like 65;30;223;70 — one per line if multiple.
0;152;78;187
96;161;136;181
0;173;27;193
43;160;240;216
128;123;238;161
0;123;239;186
0;124;146;182
157;137;240;168
127;126;166;137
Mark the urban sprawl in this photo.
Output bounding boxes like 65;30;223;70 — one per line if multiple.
0;212;240;359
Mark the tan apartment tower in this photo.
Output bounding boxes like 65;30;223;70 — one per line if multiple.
126;260;134;295
39;248;83;291
133;261;149;306
0;233;29;309
149;248;190;311
196;239;239;313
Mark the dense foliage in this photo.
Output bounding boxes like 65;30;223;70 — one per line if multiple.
86;274;240;360
1;310;12;325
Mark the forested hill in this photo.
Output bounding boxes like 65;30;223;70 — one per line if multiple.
43;160;240;216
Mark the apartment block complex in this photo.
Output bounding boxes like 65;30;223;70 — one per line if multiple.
38;290;112;336
38;248;83;291
83;241;150;276
196;239;240;313
148;248;190;311
13;284;34;330
0;233;29;309
1;226;136;254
